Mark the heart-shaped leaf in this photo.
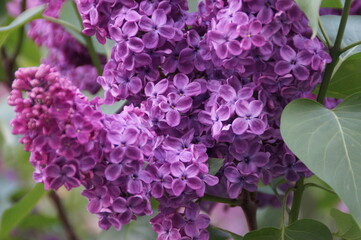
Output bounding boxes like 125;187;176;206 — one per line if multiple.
331;209;361;240
212;227;244;240
327;52;361;99
0;5;45;47
244;228;280;240
295;0;322;38
244;219;332;240
285;219;333;240
281;93;361;225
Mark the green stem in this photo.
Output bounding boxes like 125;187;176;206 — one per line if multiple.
340;40;361;53
281;188;295;228
84;36;103;75
333;0;353;52
2;0;26;86
72;2;103;76
304;183;337;195
318;19;332;48
316;0;353;103
288;178;305;224
44;16;82;35
44;15;103;76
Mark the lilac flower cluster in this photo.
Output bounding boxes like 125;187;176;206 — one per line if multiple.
7;0;102;94
9;0;336;238
9;65;219;236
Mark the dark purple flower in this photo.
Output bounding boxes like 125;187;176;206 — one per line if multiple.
275;45;311;80
183;203;210;237
82;186;112;213
44;163;80;190
232;141;270;174
112;196;145;224
65;115;93;144
247;0;275;24
57;136;82;160
273;153;308;182
232;100;266;135
224;165;258;198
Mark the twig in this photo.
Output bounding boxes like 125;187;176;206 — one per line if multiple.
48;191;79;240
1;0;26;86
240;191;258;231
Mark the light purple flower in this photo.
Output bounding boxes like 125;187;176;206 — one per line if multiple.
170;162;203;196
239;20;266;50
275;45;312;80
208;23;242;59
232;100;266;135
160;93;193;127
171;73;201;97
139;9;175;49
198;104;230;138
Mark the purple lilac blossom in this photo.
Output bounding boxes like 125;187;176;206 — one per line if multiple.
8;0;338;238
7;0;102;94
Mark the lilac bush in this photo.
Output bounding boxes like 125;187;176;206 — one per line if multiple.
7;0;355;239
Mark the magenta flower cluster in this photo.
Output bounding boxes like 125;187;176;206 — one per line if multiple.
8;0;339;239
7;0;102;94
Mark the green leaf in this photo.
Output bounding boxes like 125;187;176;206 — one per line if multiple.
244;220;332;240
188;0;199;12
280;93;361;225
4;28;41;67
208;158;224;175
208;227;231;240
295;0;322;38
321;0;343;8
327;52;361;98
0;0;9;25
213;227;244;240
320;15;361;50
0;5;45;47
244;228;281;240
285;219;333;240
19;214;58;230
331;208;361;240
0;184;47;239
